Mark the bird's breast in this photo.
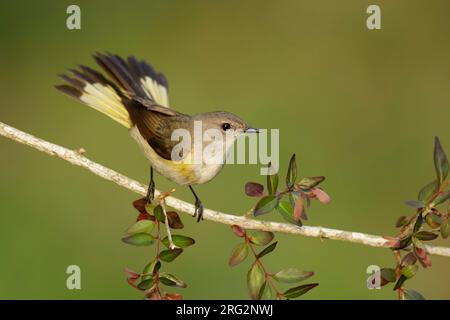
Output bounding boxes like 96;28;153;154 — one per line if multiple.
129;126;224;185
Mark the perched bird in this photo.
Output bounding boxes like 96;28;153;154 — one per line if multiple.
56;53;258;221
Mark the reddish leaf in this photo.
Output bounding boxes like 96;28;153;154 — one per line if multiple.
311;188;331;204
165;293;183;300
245;182;264;197
293;195;303;222
136;212;154;222
229;243;249;267
231;225;246;237
167;211;184;229
133;198;147;213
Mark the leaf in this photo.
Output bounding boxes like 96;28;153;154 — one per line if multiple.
254;195;278;216
245;182;264;197
159;273;187;288
380;268;396;283
404;200;425;209
231;225;246;237
414;231;438;241
431;191;450;207
283;283;318;299
293;195;304;222
277;200;302;226
159;248;183;262
395;216;409;228
401;252;417;266
165;293;183;300
137;278;154;290
286;154;297;189
257;242;278;259
401;265;418;279
132;198;148;212
142;260;161;278
162;235;195;248
273;268;314;283
121;233;155;246
412;236;423;249
247;262;265;300
124;268;140;281
404;289;425;300
440;219;449;239
167;211;184;229
266;162;279;195
247;230;274;246
418;180;439;203
425;213;441;229
311;188;331;204
297;176;325;190
153;205;165;223
125;219;155;235
228;243;249;267
393;275;407;290
434;136;449;184
258;282;273;300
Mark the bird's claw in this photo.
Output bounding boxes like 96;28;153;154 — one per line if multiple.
194;199;204;222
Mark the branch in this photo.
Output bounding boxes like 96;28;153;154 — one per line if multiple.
1;121;449;258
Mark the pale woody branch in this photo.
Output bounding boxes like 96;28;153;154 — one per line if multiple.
1;121;449;258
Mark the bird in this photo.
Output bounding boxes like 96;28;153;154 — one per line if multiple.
55;53;258;222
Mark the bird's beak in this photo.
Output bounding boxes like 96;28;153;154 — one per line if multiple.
245;126;259;133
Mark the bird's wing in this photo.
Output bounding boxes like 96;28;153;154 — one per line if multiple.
130;101;190;161
94;52;170;107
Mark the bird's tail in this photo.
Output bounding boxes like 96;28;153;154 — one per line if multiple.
56;53;170;129
56;62;133;128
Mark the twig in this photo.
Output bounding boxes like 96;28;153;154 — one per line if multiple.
1;121;450;257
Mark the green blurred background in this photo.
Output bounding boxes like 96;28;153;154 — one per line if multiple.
0;0;449;299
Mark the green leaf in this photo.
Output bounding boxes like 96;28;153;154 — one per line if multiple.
142;260;161;278
418;180;439;203
395;216;409;228
404;200;425;209
247;262;265;300
159;248;183;262
286;154;297;189
297;176;325;190
228;243;249;267
137;278;154;290
414;231;438;241
412;236;424;249
121;233;155;246
277;201;302;226
401;253;417;266
425;213;442;229
404;289;425;300
434;136;449;184
266;162;279;195
431;191;450;207
245;182;264;197
125;219;155;235
393;275;407;290
258;282;273;300
440;219;449;239
153;205;165;223
247;230;274;246
273;268;314;283
162;235;195;248
283;283;318;299
159;273;187;288
401;265;418;279
380;268;396;283
254;195;278;216
257;242;278;259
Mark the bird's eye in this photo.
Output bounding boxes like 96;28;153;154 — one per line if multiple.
221;123;231;131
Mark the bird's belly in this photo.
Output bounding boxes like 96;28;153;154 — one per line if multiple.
129;126;223;185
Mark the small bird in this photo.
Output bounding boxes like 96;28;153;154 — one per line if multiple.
56;53;258;221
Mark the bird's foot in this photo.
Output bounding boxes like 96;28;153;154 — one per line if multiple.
145;179;155;204
194;198;204;222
